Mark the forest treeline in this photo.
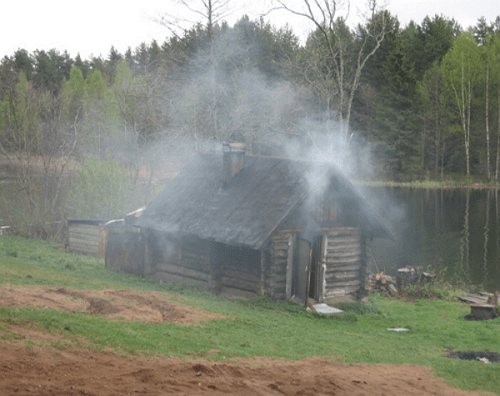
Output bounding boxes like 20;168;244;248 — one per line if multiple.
1;4;500;237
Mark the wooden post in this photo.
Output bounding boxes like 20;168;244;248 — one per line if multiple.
319;233;328;302
260;249;265;296
208;242;221;294
285;233;295;300
143;231;153;277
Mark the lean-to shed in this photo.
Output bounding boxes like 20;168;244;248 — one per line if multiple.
67;219;106;256
106;143;390;304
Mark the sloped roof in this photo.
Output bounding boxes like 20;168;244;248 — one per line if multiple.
137;153;390;249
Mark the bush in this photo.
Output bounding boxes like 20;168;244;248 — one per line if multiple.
67;157;142;220
400;281;461;300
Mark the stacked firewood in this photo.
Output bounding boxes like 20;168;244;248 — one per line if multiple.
368;272;399;296
368;267;436;297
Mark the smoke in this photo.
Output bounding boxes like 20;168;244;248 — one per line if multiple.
126;17;406;249
143;23;371;176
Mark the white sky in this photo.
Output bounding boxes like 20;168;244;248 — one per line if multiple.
0;0;498;59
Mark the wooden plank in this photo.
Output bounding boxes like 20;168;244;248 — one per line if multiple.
327;241;361;248
221;276;259;292
68;225;101;235
222;269;260;283
326;257;361;265
285;233;295;300
70;244;98;253
326;234;361;240
68;244;99;254
269;266;287;273
69;234;99;243
326;240;361;248
324;284;360;296
155;271;208;288
70;239;95;247
68;237;99;245
69;240;99;251
325;275;360;284
326;263;361;271
327;243;361;250
325;226;360;232
326;230;361;236
221;286;257;297
271;241;289;247
70;245;98;256
156;262;209;281
458;295;488;304
326;267;361;276
273;250;289;258
69;223;101;230
325;269;360;277
326;253;362;261
68;226;103;233
327;234;361;240
327;279;361;288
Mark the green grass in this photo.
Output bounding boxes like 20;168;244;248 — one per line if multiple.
1;235;499;394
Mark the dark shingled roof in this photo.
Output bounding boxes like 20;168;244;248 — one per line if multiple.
137;153;390;249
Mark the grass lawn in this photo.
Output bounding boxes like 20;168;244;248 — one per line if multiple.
1;235;499;394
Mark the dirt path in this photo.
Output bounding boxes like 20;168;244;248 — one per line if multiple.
0;285;223;324
0;343;491;396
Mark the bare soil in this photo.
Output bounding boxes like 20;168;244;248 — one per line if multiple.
0;286;223;324
0;341;491;396
0;286;492;395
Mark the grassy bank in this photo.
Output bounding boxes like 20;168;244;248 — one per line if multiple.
360;179;500;189
1;235;499;394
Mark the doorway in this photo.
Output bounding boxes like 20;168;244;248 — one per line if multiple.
292;236;322;305
292;238;310;304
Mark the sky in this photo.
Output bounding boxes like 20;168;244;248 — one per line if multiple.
0;0;498;59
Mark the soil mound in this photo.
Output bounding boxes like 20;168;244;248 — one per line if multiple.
0;285;223;324
0;344;492;396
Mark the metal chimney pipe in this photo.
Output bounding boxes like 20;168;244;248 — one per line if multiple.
223;142;246;185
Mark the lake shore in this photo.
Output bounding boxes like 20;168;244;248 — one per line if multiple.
358;180;500;190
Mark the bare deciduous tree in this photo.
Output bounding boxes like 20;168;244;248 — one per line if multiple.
159;0;231;137
273;0;388;142
0;73;77;238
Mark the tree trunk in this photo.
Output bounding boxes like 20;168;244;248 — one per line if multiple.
495;88;500;181
485;62;491;180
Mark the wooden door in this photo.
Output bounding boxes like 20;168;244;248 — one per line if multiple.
293;238;311;305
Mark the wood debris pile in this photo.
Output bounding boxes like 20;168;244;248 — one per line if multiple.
459;292;499;320
368;272;398;296
368;267;437;297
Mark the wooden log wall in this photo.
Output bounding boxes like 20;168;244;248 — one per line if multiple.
216;244;261;295
105;225;144;275
154;237;211;288
322;227;364;299
68;223;102;256
267;230;295;300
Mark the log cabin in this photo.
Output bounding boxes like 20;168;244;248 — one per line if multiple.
105;143;391;304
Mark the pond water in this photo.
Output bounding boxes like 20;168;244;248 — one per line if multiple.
366;187;500;292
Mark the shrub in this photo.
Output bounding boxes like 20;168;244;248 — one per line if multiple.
67;157;142;220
